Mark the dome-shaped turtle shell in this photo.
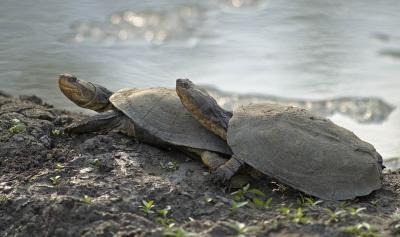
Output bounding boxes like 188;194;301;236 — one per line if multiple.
227;103;382;200
110;88;232;155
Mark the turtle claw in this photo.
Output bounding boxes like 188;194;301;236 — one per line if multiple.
210;166;235;185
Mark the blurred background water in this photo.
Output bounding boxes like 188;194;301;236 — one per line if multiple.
0;0;399;165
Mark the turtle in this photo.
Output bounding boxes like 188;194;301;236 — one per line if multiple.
175;78;383;200
58;74;234;171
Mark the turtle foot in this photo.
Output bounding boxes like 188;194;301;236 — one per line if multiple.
211;166;235;184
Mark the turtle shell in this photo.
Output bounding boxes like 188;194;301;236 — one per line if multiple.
227;103;382;200
110;88;232;155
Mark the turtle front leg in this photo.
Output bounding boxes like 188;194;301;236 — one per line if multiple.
200;151;228;171
181;148;228;171
211;156;244;184
66;110;135;137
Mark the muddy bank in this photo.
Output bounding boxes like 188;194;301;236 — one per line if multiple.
1;92;400;237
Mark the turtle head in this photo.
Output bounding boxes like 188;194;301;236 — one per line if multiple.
58;74;113;112
176;79;232;140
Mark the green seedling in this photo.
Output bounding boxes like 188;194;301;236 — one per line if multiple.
0;194;9;204
51;129;63;136
347;207;366;218
392;211;400;220
230;184;252;201
339;201;350;209
278;206;291;215
248;188;266;197
224;221;260;237
163;226;196;237
157;206;175;226
343;223;380;237
230;184;266;202
158;206;171;218
82;195;93;204
160;161;179;171
231;200;248;212
391;211;400;232
91;159;102;169
297;194;323;208
252;197;272;209
291;208;310;224
11;118;20;124
278;206;309;224
324;208;346;223
205;197;214;203
55;162;65;170
369;200;379;207
49;175;61;185
9;119;26;134
140;200;155;215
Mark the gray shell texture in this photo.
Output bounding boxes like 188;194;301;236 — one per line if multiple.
227;103;382;200
110;88;232;155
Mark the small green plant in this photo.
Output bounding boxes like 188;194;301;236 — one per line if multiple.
140;200;155;215
278;206;291;215
324;208;346;223
163;226;196;237
230;184;266;202
278;206;309;224
369;200;379;207
91;159;102;169
49;175;61;185
391;211;400;232
230;184;250;201
224;221;260;237
82;195;93;204
160;161;179;171
291;208;310;224
55;162;65;170
51;129;63;136
0;194;9;204
8;119;26;134
158;206;171;218
157;206;175;226
339;201;350;209
252;197;272;209
297;194;323;208
231;200;248;212
343;223;380;237
204;197;214;203
347;207;366;218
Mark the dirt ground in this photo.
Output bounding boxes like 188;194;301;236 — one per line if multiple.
1;92;400;237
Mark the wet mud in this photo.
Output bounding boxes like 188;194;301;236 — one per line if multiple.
1;92;399;237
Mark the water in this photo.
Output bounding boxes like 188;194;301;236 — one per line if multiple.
1;0;399;164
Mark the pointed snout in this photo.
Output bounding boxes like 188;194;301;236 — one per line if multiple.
59;73;77;83
176;78;194;90
58;73;79;91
